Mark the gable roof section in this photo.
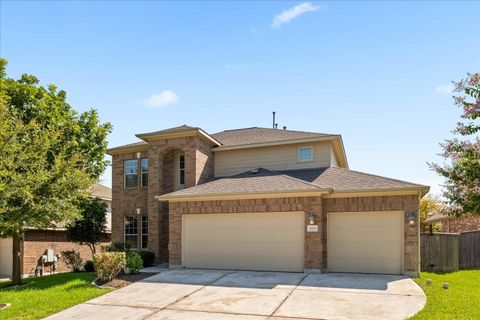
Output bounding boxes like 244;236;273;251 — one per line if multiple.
107;126;347;166
107;125;221;155
211;127;348;168
136;125;221;145
157;167;429;201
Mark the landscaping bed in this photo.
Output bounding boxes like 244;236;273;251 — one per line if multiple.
411;270;480;320
95;272;153;288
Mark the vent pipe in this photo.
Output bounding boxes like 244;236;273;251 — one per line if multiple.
272;111;276;129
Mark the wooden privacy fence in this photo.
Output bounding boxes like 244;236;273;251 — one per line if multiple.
459;231;480;269
421;233;459;272
421;231;480;272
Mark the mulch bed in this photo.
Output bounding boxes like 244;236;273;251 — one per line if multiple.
95;273;153;289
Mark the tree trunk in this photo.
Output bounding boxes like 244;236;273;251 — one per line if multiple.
12;231;22;285
89;243;96;258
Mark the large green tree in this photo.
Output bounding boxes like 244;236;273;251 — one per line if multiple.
430;73;480;216
0;59;112;284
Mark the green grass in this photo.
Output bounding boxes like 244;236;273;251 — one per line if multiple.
0;273;111;320
411;270;480;320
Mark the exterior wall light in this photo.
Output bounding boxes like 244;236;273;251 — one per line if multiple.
136;208;141;215
308;212;316;225
407;211;416;225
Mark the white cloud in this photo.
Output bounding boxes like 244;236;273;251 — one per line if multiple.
435;84;454;94
272;2;320;29
136;90;179;108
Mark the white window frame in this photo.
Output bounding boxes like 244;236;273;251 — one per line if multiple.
179;153;185;186
124;216;138;249
298;146;313;162
124;159;138;189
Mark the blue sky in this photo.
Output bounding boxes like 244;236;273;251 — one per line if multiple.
1;1;479;195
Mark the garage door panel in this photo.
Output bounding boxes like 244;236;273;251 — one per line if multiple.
328;211;403;275
183;212;304;272
330;229;403;243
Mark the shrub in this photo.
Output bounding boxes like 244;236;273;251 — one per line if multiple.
138;251;155;267
61;250;83;272
126;252;143;273
93;252;126;282
84;260;95;272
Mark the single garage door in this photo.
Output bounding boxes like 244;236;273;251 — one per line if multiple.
328;211;403;274
182;212;304;272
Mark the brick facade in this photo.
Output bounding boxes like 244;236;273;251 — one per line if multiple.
22;230;111;276
442;214;480;233
111;135;215;262
109;128;421;275
168;194;420;274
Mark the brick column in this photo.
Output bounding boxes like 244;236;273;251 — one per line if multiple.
147;145;161;260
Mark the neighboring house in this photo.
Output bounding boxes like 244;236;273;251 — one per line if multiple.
107;125;429;276
0;184;112;278
424;211;480;233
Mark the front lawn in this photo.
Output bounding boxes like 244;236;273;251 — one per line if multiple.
0;272;111;320
411;270;480;320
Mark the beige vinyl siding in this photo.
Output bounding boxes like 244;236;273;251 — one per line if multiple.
330;144;339;167
214;141;333;177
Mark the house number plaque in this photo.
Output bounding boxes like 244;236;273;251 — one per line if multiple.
307;225;319;232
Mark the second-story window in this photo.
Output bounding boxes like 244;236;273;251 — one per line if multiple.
298;147;313;161
179;154;185;186
124;159;138;188
141;158;148;187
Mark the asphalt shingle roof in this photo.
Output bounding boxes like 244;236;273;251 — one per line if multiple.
89;183;112;200
161;167;427;198
164;168;321;197
281;167;426;191
136;125;199;138
212;127;338;147
109;126;339;152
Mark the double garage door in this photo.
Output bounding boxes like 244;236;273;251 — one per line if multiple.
182;211;404;274
182;212;304;272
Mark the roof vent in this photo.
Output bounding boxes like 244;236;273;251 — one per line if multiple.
250;169;259;174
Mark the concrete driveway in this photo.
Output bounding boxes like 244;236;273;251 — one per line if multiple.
45;269;426;320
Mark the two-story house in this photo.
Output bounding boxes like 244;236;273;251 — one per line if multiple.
107;125;429;276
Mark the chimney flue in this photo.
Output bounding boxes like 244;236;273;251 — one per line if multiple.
272;111;276;129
